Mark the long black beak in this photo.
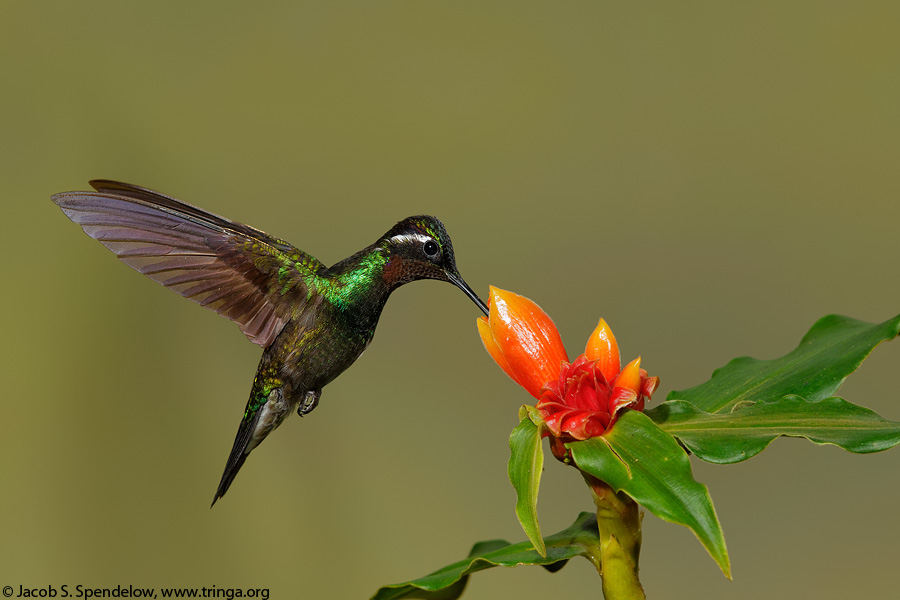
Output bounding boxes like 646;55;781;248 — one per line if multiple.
448;272;489;316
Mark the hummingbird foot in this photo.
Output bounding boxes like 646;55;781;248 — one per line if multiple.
298;389;321;416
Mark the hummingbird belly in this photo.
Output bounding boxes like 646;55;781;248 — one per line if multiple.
279;315;372;394
247;387;291;453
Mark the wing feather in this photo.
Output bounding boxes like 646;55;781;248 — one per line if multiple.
52;181;325;347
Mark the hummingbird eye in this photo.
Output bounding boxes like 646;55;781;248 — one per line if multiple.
423;240;439;258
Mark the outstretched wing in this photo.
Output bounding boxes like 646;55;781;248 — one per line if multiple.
52;180;325;348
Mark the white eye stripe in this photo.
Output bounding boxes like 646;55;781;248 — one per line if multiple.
390;232;435;246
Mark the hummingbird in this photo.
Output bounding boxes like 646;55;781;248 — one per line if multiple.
52;180;488;506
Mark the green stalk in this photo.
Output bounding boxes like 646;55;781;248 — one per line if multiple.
582;473;646;600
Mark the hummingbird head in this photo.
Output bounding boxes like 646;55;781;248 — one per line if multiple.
380;216;488;315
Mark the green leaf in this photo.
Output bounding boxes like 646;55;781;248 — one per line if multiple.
648;313;900;415
648;396;900;464
370;512;598;600
568;411;730;578
508;409;546;556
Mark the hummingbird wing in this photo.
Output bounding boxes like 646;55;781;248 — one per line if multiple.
52;180;325;348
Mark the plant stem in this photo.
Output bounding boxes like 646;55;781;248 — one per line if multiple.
583;474;646;600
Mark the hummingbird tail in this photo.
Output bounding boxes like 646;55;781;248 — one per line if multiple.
211;413;257;507
211;384;293;507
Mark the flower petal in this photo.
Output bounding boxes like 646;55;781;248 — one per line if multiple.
641;375;660;399
487;286;568;398
585;318;620;383
560;355;608;412
609;357;643;419
477;316;521;386
609;387;639;417
560;409;610;440
613;357;642;395
540;405;566;437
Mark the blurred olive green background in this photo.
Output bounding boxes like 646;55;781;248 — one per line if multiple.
3;1;900;598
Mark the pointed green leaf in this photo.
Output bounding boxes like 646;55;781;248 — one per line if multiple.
649;396;900;464
508;411;546;556
370;512;598;600
568;411;730;578
647;313;900;415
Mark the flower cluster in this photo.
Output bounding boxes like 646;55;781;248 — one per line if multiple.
478;286;658;449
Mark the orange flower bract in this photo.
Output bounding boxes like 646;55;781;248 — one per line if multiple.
477;286;568;399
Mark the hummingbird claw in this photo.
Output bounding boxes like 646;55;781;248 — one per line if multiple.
298;389;321;416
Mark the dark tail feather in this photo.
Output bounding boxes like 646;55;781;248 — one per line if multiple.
211;414;257;507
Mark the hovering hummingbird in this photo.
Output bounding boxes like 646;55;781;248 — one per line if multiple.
52;180;488;505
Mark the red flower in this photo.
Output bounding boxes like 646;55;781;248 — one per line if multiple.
478;287;659;443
